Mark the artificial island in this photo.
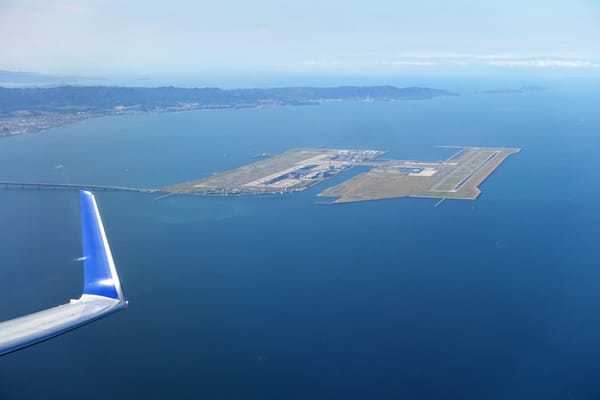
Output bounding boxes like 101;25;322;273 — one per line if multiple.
164;146;520;203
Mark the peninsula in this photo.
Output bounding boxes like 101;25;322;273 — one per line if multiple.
0;85;456;136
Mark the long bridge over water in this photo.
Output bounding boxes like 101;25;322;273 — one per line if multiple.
0;181;160;193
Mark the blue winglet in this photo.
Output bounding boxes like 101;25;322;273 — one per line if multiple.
80;190;123;300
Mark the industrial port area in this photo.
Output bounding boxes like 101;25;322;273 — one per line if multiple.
164;146;520;203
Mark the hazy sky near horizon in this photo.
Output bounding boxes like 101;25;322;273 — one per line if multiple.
1;0;599;76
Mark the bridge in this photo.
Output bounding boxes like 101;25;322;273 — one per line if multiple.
0;181;160;193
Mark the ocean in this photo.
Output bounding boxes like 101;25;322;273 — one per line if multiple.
1;78;599;399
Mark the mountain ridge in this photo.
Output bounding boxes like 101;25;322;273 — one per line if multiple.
0;85;458;136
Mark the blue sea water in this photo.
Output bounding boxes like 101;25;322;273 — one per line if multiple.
0;79;600;399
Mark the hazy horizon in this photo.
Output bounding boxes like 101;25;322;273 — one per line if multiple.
1;0;599;80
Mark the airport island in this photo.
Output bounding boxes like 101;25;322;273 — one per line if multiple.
164;146;520;203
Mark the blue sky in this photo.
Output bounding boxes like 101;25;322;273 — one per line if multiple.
0;0;599;77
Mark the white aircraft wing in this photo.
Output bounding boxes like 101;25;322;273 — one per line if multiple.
0;190;127;356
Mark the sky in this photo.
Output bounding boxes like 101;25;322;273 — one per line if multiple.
0;0;599;78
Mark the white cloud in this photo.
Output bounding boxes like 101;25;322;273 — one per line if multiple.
295;53;600;70
486;59;600;68
381;60;436;67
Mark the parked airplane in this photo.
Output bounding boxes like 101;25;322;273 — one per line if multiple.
0;190;127;356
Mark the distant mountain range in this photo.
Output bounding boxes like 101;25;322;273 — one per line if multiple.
0;85;457;114
0;85;457;136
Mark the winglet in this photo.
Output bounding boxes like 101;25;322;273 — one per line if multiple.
0;191;126;357
80;190;124;301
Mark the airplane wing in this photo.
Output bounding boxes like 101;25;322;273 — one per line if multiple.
0;190;127;356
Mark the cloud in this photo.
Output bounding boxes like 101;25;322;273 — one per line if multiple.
295;53;600;70
381;60;436;67
486;59;600;68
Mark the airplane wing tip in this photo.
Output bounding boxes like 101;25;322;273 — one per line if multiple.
80;190;125;301
0;191;126;356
